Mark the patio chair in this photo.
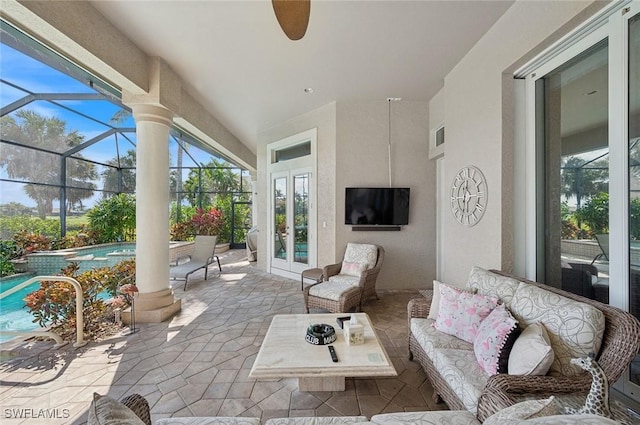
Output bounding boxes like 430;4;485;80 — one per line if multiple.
170;235;221;290
591;233;610;265
303;243;384;313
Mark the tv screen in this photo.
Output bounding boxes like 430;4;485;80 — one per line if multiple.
345;187;410;226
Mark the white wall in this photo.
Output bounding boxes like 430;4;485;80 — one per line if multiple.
257;103;338;271
335;101;436;289
257;100;437;289
439;0;605;284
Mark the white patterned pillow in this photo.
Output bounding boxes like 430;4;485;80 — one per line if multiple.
473;304;520;375
483;397;559;425
435;283;499;343
343;243;378;270
509;284;605;376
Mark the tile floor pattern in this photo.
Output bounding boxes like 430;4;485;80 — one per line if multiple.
0;250;446;424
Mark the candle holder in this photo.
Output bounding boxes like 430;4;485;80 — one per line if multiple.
119;283;139;335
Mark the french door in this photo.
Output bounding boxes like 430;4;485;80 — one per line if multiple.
267;129;317;279
270;168;314;277
522;1;640;401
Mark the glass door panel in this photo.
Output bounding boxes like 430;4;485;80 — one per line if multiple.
273;176;288;262
293;173;310;265
628;10;640;390
536;40;610;301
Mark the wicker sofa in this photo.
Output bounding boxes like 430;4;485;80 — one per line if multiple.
408;267;640;422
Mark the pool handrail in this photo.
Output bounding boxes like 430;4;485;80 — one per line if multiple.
0;275;87;348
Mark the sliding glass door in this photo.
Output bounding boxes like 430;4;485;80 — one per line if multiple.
525;2;640;402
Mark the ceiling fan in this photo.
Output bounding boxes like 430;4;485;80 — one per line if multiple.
272;0;311;41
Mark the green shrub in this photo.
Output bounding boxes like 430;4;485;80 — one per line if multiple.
0;216;60;240
0;240;18;276
87;194;136;243
576;192;609;235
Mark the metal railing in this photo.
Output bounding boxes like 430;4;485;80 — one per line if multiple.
0;276;87;348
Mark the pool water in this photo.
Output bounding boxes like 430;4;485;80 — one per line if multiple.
0;274;41;341
0;274;111;342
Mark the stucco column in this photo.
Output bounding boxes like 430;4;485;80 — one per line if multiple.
130;103;181;322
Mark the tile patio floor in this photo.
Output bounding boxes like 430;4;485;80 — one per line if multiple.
0;249;446;424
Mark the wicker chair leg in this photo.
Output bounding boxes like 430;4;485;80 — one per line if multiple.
432;392;443;404
408;350;414;361
119;394;151;425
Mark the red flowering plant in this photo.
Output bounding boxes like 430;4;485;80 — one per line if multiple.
190;207;223;236
24;259;136;341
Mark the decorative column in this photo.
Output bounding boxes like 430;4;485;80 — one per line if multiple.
129;103;181;322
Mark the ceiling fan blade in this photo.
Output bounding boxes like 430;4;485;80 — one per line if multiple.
272;0;310;41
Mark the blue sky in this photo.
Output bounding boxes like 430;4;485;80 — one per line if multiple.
1;43;223;210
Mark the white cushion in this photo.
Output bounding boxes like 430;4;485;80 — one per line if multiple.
509;283;605;376
265;418;368;425
308;280;358;301
508;322;555;375
157;419;260;425
483;397;559;425
432;348;489;414
466;266;523;307
428;280;441;320
410;318;473;360
327;274;360;286
343;243;378;270
518;415;622;424
370;411;479;425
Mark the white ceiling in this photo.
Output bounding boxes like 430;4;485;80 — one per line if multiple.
90;0;514;154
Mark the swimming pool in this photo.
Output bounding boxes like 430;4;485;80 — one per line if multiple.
0;273;40;342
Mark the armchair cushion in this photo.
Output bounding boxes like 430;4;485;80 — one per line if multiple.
343;243;378;271
308;281;358;301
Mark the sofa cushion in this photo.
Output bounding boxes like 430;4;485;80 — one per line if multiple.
467;266;523;306
157;419;260;425
508;322;555;375
410;318;473;359
516;415;622;424
432;348;489;414
309;280;358;301
509;283;605;376
473;304;520;375
483;397;559;425
435;283;499;343
265;417;368;425
87;393;146;425
370;411;479;425
343;243;378;270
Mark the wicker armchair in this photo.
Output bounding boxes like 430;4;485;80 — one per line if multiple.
303;244;384;313
408;271;640;422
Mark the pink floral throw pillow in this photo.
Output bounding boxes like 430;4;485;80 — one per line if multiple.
340;261;367;277
473;304;520;375
434;284;499;343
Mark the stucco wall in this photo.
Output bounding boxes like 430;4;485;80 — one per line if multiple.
256;103;338;272
257;100;436;289
336;101;436;289
439;0;604;284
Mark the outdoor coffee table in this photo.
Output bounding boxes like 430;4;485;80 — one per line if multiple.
249;313;396;391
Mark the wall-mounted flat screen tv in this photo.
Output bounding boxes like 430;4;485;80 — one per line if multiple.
345;187;410;226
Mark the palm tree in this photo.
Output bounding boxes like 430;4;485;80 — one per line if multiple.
0;110;97;218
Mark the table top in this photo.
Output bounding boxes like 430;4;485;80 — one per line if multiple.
249;313;397;380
